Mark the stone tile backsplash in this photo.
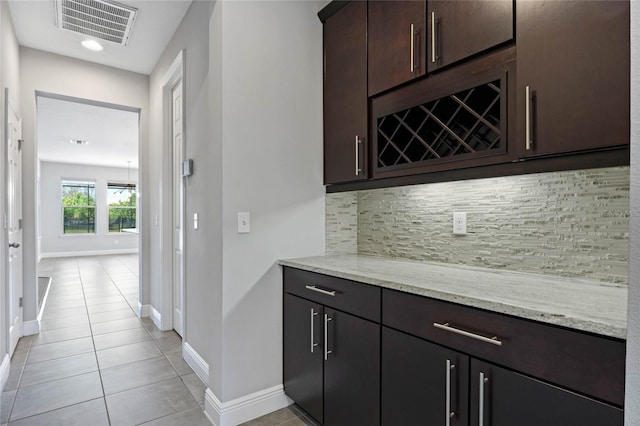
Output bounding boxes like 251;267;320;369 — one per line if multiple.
325;192;358;254
326;167;630;283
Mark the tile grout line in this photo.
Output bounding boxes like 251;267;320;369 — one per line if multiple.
76;257;113;426
5;336;32;423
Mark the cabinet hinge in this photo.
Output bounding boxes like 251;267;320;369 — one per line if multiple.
19;219;22;230
19;297;23;308
18;139;23;151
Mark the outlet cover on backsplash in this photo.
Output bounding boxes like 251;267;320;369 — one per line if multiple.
326;166;630;284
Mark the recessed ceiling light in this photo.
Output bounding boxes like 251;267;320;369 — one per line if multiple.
70;139;89;145
81;40;103;52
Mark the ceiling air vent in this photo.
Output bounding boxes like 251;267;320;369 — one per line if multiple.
55;0;138;46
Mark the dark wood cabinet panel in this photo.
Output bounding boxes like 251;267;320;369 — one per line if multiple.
427;0;513;73
382;288;626;407
381;327;469;426
283;267;381;322
283;269;380;426
516;0;629;158
470;359;624;426
368;0;426;96
283;294;324;424
324;308;380;426
323;1;368;184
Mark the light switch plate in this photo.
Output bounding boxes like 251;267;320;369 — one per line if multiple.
238;212;250;233
453;212;467;235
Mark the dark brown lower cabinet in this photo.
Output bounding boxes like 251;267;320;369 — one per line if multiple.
382;327;623;426
470;359;624;426
324;308;380;426
283;293;323;423
284;268;624;426
381;327;469;426
283;292;380;426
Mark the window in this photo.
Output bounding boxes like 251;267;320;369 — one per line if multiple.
62;180;96;234
108;183;136;232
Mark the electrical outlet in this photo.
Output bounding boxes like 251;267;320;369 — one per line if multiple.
453;212;467;235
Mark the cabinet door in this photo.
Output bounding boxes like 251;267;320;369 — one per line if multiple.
470;359;623;426
427;0;513;73
324;308;380;426
381;327;469;426
323;1;368;184
283;294;324;424
517;1;629;158
368;0;426;96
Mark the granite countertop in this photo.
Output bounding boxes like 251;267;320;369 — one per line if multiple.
278;255;627;339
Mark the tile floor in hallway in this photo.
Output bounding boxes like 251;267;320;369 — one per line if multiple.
0;254;210;425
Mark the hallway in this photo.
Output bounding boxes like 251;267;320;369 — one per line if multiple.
1;255;209;425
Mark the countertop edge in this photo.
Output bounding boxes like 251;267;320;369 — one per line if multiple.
278;258;627;340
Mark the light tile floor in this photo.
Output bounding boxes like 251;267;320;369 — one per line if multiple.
239;405;319;426
1;255;210;425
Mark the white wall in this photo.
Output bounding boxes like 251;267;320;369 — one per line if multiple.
217;0;325;403
0;0;21;374
39;161;139;257
19;48;149;322
626;2;640;424
151;1;325;418
149;0;218;365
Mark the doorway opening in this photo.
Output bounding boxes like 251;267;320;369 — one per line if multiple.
34;93;142;318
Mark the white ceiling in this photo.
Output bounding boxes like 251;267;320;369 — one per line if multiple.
10;1;191;168
37;96;139;168
8;0;193;74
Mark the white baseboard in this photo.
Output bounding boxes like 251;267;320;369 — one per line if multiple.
23;320;40;336
0;354;10;391
204;385;292;426
151;306;162;329
40;248;139;258
137;303;151;318
183;342;209;384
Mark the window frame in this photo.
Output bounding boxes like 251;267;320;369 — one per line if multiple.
61;179;97;236
106;182;137;233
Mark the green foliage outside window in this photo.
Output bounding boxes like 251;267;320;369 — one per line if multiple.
62;181;96;234
108;184;137;232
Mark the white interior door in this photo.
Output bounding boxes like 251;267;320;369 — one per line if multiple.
6;97;22;355
172;81;184;337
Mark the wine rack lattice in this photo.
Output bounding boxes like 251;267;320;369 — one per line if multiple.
377;79;502;168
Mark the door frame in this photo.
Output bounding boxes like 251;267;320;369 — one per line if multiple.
159;50;186;335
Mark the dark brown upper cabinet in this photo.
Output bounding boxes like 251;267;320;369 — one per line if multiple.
516;0;630;158
322;1;368;184
427;0;513;73
368;1;427;96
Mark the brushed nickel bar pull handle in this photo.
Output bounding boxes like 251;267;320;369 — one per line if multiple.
525;85;532;150
355;135;362;176
310;308;318;353
410;23;415;72
446;359;456;426
431;11;437;63
479;372;489;426
433;322;502;346
305;285;336;297
324;314;333;361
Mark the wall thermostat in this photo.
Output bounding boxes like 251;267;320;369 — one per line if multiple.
182;159;193;177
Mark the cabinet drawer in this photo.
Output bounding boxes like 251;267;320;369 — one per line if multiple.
382;289;625;406
284;267;381;322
